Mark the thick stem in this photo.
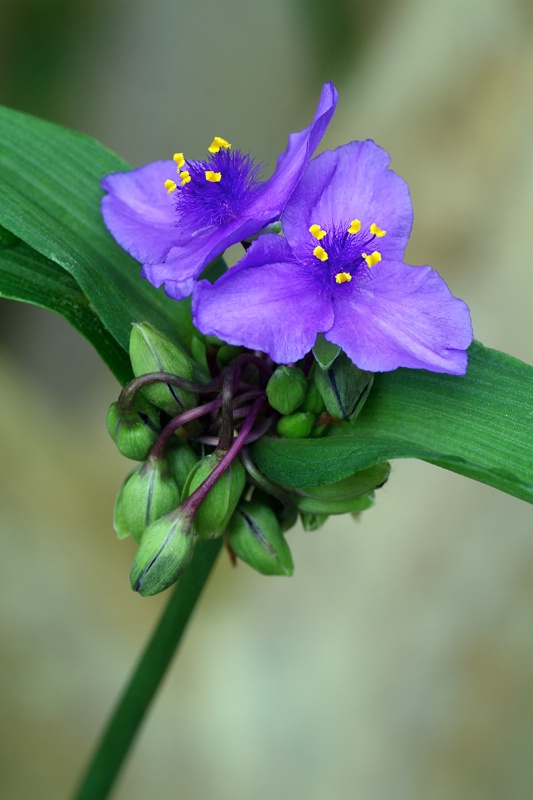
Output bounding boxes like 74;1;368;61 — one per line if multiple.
72;538;222;800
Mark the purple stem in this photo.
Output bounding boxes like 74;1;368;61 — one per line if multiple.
149;397;222;461
182;397;266;517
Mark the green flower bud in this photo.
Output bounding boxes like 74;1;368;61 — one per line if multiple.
300;378;326;415
276;411;315;438
291;463;390;514
266;366;307;415
184;453;246;539
113;456;181;543
250;488;298;533
130;509;195;596
217;344;244;370
106;398;160;461
227;501;294;576
300;512;329;532
166;440;199;494
314;352;374;421
129;322;196;414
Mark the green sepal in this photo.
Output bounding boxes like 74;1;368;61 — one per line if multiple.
184;453;246;539
250;487;299;534
113;456;181;543
227;501;294;576
300;512;329;532
129;322;196;414
106;397;160;461
290;463;390;514
312;333;340;369
314;351;374;421
130;509;195;596
276;411;315;438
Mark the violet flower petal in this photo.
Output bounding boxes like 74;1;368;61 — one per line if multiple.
325;260;473;374
193;235;334;364
283;140;413;261
101;84;338;299
101;161;177;263
245;82;338;220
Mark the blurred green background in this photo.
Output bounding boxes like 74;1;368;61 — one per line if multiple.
2;1;533;798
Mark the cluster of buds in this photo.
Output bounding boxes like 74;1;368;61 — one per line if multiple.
108;322;390;596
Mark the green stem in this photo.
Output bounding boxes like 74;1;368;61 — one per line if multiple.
72;538;222;800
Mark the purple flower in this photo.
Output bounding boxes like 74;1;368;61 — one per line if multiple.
193;140;473;374
101;83;338;300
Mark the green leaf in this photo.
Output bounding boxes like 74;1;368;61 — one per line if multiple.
253;341;533;504
0;240;131;383
0;104;194;353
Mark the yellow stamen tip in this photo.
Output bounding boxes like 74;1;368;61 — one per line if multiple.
348;219;361;234
363;250;382;268
173;152;185;169
313;245;329;262
335;272;352;284
309;223;327;240
205;171;222;183
208;136;232;154
370;223;386;238
180;171;191;185
164;179;177;193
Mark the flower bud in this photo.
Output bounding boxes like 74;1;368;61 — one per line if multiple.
129;322;196;414
217;344;244;370
166;440;199;494
184;453;246;539
266;366;307;415
227;501;294;576
113;456;181;543
106;398;160;460
276;411;315;438
300;378;326;415
314;352;374;421
291;463;390;514
300;512;329;531
130;508;195;596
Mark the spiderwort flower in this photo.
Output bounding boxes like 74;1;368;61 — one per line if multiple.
101;83;338;300
193;140;473;374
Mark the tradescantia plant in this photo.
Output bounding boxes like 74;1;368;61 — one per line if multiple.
1;83;532;798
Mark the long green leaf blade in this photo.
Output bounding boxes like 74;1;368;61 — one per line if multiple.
0;240;132;383
0;105;193;352
253;341;533;503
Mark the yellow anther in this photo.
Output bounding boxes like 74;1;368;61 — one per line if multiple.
180;171;191;185
173;152;185;169
370;223;386;238
208;137;232;154
363;251;382;268
313;246;329;262
348;219;361;234
335;272;352;284
164;179;177;194
205;171;222;183
309;223;327;240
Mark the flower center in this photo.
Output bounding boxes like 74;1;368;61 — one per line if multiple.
163;138;263;235
308;219;386;287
